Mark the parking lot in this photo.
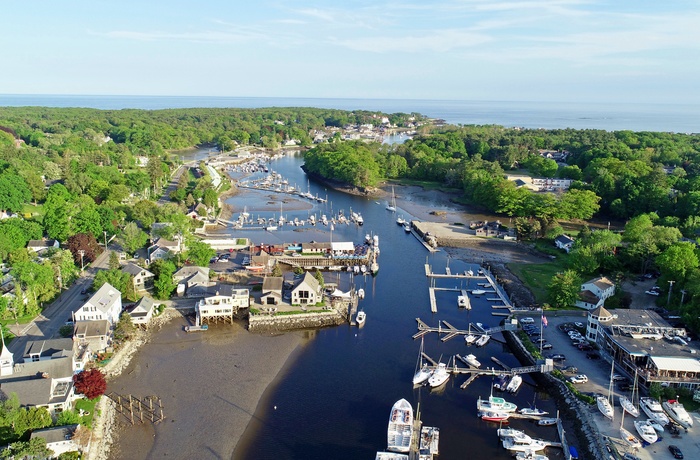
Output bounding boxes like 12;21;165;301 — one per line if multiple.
527;313;700;460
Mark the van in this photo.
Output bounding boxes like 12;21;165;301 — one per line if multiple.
520;317;535;324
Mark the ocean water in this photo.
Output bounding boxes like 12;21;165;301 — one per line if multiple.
1;94;698;133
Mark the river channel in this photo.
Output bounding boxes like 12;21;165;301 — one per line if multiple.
221;152;564;459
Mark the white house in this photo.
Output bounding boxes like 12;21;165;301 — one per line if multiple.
31;425;81;457
291;272;321;306
260;276;283;305
585;305;615;343
73;320;110;353
173;266;213;297
554;234;575;253
126;296;157;327
121;263;155;291
26;239;60;255
148;237;182;261
196;285;249;323
575;276;615;310
73;282;122;326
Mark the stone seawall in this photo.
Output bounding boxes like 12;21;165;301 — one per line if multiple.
248;311;346;333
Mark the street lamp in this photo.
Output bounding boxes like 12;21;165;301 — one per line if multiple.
78;250;85;272
667;280;675;307
103;231;107;249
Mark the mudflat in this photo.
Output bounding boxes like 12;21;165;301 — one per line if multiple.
106;317;305;460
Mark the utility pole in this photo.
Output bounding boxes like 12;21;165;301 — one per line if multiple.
78;250;85;272
681;290;687;307
104;231;108;249
667;280;675;307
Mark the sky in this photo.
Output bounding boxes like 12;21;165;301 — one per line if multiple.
2;0;699;104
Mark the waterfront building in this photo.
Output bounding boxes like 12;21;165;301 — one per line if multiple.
586;308;700;389
197;284;250;324
121;262;154;292
261;276;283;306
291;272;322;306
125;296;157;327
173;266;213;297
73;320;111;353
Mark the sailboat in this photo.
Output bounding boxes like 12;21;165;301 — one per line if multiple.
619;370;640;418
396;214;405;225
412;338;432;385
619;407;642;449
598;361;615;420
386;186;396;212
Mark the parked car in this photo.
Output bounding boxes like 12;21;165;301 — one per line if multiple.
668;445;683;459
520;317;535;324
645;289;660;296
569;374;588;384
577;344;593;351
541;343;553;350
586;352;601;360
219;253;231;261
612;373;627;382
574;322;584;328
209;256;219;264
548;353;566;361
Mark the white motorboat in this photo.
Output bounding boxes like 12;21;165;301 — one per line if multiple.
663;399;693;428
619;395;640;418
387;399;413;453
639;397;670;426
497;427;525;439
477;395;518;413
493;374;510;391
475;334;491;347
458;354;480;368
537;418;557;426
428;362;450;388
503;435;548;453
520;408;548;416
403;222;411;233
396;215;405;225
506;374;523;393
515;451;549;460
356;310;366;326
412;338;432;385
471;289;486;295
357;288;365;299
646;418;665;432
457;295;470;309
597;395;614;421
633;420;658;444
464;334;477;345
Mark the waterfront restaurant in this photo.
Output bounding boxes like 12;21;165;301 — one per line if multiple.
587;308;700;389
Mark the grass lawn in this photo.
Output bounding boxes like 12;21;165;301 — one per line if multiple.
508;262;566;306
392;178;462;193
22;203;44;218
75;397;99;428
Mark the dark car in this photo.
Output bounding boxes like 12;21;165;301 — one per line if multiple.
548;353;566;361
668;445;683;459
586;352;601;360
578;344;593;351
617;382;631;391
80;288;88;295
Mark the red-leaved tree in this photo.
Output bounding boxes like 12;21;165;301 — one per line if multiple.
73;368;107;400
66;233;103;267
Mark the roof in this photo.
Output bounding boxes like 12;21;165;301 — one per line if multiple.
121;262;153;277
650;356;700;372
262;276;283;292
589;276;614;290
27;239;58;249
84;282;121;316
23;338;74;361
31;425;78;444
578;290;600;304
1;354;74;381
74;320;110;338
555;235;575;244
173;266;210;280
204;283;248;298
330;242;355;251
589;305;613;319
301;242;331;251
129;296;155;316
293;272;320;293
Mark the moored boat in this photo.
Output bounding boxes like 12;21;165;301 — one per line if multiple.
475;334;491;347
464;334;477;345
457;295;469;309
502;435;548;453
537;418;557;426
387;399;413;453
506;374;523;393
479;410;510;422
412;338;432;385
633;420;658;444
640;397;670;425
663;399;693;428
620;425;641;449
356;310;366;326
357;288;365;299
493;374;510;391
520;407;548;416
428;362;450;388
497;427;525;439
477;394;518;413
458;354;480;368
515;451;549;460
403;222;411;233
471;289;486;295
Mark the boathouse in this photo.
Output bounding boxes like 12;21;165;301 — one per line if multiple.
196;285;250;324
261;276;283;305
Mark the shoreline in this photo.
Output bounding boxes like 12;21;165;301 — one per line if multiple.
103;313;306;460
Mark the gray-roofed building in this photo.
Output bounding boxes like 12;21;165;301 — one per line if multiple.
74;282;122;326
261;276;283;305
554;234;575;253
121;262;154;291
586;308;700;389
173;266;213;297
31;424;81;457
73;320;110;353
23;338;73;363
0;356;76;415
26;239;60;254
575;276;615;310
291;272;321;306
126;296;157;327
195;284;249;324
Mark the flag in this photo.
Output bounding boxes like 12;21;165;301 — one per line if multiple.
542;315;548;328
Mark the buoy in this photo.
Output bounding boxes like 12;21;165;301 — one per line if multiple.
274;406;277;410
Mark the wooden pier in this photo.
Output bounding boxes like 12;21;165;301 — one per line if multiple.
413;318;518;342
424;264;513;312
107;393;165;425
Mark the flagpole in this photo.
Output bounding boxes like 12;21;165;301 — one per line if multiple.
540;313;544;355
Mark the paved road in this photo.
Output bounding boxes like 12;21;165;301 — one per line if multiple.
158;162;196;205
8;248;111;362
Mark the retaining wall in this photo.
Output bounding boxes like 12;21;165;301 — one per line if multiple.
248;311;346;333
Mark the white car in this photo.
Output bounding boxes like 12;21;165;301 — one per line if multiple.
569;374;588;384
520;317;535;324
645;290;660;296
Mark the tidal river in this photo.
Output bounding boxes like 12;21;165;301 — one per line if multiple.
111;152;564;460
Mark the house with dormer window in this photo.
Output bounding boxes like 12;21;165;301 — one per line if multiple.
73;282;122;326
